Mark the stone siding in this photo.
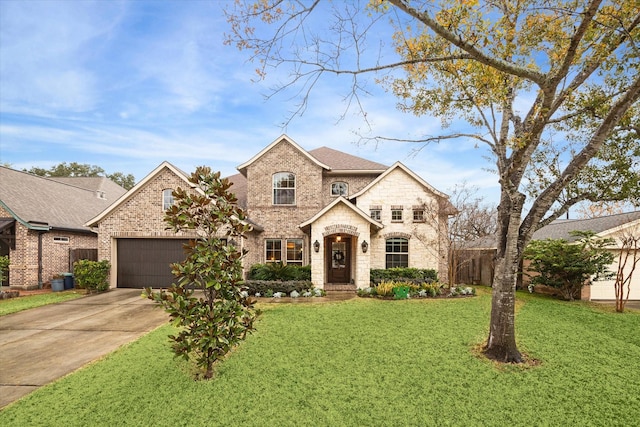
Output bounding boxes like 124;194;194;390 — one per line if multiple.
354;167;446;278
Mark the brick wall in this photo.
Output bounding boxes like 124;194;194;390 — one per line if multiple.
2;204;99;289
95;167;198;288
244;140;325;268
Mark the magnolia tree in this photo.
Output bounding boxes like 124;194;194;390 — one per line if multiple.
226;0;640;362
144;167;260;379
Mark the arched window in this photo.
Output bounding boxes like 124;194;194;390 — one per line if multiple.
273;172;296;205
162;189;174;210
331;181;348;197
386;237;409;268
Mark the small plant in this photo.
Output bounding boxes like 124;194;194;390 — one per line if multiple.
273;292;283;298
73;260;110;292
265;289;274;298
290;290;300;298
0;255;9;286
375;281;396;297
302;290;312;297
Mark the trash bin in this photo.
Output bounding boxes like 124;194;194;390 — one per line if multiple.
63;273;74;290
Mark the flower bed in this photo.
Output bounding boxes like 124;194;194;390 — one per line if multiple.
357;281;476;300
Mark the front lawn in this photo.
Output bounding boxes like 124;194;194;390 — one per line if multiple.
1;291;639;426
0;290;85;316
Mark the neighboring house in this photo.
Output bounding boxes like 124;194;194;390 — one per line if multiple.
87;135;456;290
0;167;127;289
457;211;640;300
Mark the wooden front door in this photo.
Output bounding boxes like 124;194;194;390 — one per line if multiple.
327;236;351;283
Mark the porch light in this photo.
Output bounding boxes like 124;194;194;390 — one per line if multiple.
313;240;320;252
361;240;368;253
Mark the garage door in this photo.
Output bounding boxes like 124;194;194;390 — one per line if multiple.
117;239;190;288
590;252;640;300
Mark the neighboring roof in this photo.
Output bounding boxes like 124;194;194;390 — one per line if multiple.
532;211;640;242
308;146;387;172
48;176;126;196
0;166;126;232
349;161;450;201
237;134;331;176
86;161;193;227
462;211;640;249
299;196;384;232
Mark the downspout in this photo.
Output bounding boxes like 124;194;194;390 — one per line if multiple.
38;231;45;289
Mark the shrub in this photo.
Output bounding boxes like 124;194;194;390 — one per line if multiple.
73;260;110;292
249;263;311;281
370;268;438;285
0;255;10;285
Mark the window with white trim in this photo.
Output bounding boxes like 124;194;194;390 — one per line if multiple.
273;172;296;205
286;239;303;265
331;182;348;197
265;239;282;262
162;189;175;210
391;207;403;222
413;209;425;222
370;205;381;221
386;237;409;268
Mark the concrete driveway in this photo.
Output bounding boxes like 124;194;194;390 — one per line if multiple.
0;289;168;409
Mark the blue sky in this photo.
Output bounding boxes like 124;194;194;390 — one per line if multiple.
0;0;499;203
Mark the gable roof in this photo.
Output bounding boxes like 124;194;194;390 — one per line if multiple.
0;166;126;232
85;161;193;227
299;196;383;231
308;146;387;172
48;176;126;196
226;173;247;209
237;134;330;176
349;161;451;201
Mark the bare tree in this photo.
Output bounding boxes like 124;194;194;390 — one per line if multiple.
612;225;640;313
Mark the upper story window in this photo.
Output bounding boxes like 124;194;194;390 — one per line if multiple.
331;182;348;197
391;206;403;222
370;205;382;221
413;208;425;222
163;189;175;210
273;172;296;205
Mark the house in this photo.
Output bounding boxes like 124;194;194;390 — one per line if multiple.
86;135;456;290
457;211;640;300
0;167;127;289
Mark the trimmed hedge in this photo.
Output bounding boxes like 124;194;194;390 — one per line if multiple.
370;268;438;285
243;280;314;295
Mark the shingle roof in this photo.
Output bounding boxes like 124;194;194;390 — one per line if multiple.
532;211;640;242
308;147;388;171
462;211;640;249
48;176;126;196
0;167;126;232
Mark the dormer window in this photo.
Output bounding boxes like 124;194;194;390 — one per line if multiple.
162;189;175;210
273;172;296;205
331;182;348;197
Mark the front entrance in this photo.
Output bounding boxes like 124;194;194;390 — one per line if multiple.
326;235;351;284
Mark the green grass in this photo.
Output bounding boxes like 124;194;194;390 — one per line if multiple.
1;291;639;426
0;290;85;316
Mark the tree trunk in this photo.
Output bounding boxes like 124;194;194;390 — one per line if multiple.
484;190;524;363
485;255;523;363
